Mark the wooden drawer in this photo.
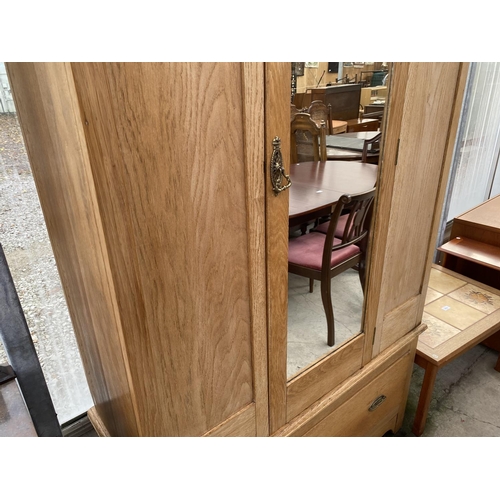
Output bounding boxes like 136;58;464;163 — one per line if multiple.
346;118;379;132
304;350;412;436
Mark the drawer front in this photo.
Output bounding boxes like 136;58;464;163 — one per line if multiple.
347;121;379;133
304;351;412;436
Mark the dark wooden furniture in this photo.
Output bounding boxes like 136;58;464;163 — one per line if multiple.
325;132;381;163
307;101;348;135
293;91;312;110
290;112;327;163
413;264;500;436
288;161;378;226
361;133;382;163
308;100;333;134
310;83;362;121
289;189;376;346
331;120;348;134
364;103;385;115
346;118;379;132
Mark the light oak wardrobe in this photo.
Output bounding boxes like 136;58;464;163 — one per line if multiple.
7;62;468;436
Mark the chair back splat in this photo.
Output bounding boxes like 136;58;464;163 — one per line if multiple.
308;100;333;135
290;112;327;163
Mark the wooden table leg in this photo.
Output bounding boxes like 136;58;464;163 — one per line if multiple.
495;354;500;373
412;360;439;437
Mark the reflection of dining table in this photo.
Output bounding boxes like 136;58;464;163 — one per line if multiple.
289;161;378;226
326;131;381;161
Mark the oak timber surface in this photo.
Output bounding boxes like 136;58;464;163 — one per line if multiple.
445;194;500;289
378;63;462;321
452;194;500;243
7;63;139;436
304;351;412;436
70;63;254;436
362;63;465;359
438;237;500;271
241;63;268;436
266;63;292;433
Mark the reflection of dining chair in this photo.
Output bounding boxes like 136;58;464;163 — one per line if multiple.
291;103;300;122
308;100;333;135
288;188;376;346
291;112;327;163
361;132;382;163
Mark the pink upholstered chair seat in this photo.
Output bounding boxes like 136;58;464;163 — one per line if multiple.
288;232;360;271
315;213;349;237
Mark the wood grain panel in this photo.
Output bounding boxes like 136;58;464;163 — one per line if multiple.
241;63;269;436
439;237;500;270
379;295;420;352
71;63;254;436
451;194;500;242
415;62;470;324
379;63;461;315
304;351;412;436
362;62;409;364
364;63;466;359
286;334;364;420
274;326;422;436
203;403;256;437
265;63;292;434
7;63;139;436
87;406;111;437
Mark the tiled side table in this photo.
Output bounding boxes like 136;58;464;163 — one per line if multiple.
413;264;500;436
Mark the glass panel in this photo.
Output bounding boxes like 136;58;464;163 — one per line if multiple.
0;67;93;424
447;62;500;221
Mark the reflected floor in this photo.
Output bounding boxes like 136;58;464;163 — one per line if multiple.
287;269;364;379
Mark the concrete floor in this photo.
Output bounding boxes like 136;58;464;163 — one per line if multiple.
396;344;500;436
287;269;500;437
287;269;364;378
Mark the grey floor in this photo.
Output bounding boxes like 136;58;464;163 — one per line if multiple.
287;269;500;437
287;269;364;379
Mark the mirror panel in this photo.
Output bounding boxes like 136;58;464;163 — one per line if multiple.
287;62;389;379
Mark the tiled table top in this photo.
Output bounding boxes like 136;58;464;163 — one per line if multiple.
417;265;500;365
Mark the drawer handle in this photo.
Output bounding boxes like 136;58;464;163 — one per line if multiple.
369;395;386;412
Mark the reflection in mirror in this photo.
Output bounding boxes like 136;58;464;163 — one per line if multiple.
287;62;389;379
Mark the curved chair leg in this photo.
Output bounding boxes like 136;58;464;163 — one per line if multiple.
320;276;335;347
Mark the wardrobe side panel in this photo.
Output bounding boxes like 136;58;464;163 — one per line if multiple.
71;63;254;436
7;62;139;436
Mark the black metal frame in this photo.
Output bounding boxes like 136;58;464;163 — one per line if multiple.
0;243;62;437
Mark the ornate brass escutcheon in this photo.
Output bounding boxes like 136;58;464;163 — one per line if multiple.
270;136;291;195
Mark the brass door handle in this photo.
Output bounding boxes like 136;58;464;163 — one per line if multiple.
270;136;291;195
